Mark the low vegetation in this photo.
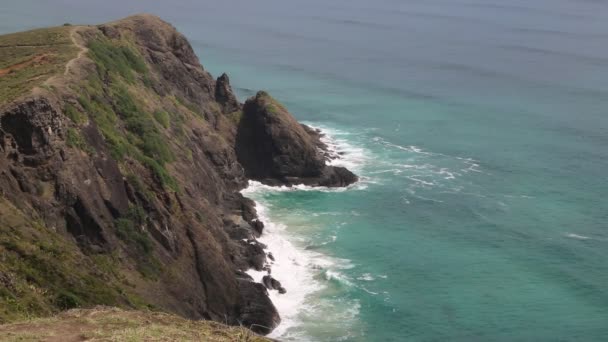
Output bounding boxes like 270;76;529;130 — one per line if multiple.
0;198;142;324
255;91;287;115
79;34;179;191
0;307;270;341
87;35;148;84
65;128;90;152
0;26;79;106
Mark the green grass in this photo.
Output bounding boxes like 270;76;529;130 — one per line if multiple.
153;110;170;129
65;128;91;152
0;26;79;106
115;206;152;256
0;199;144;324
79;37;179;191
114;206;163;278
126;174;154;202
253;91;287;115
63;103;86;124
87;36;147;84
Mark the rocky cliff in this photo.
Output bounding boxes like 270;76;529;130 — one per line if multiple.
0;14;356;335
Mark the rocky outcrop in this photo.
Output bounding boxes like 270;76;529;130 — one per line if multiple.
262;275;286;294
0;14;357;334
215;73;241;114
237;280;281;335
236;91;358;186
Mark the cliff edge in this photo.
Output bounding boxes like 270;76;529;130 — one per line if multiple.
0;14;357;335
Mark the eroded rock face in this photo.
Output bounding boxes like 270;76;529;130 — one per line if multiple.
215;73;240;114
0;98;62;162
237;280;281;335
235;91;358;187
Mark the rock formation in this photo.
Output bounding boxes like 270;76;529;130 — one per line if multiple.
0;14;357;334
236;91;358;186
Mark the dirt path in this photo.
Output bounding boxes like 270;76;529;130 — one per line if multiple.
64;28;88;76
0;54;51;77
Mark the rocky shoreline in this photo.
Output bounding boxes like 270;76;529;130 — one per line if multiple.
0;14;356;335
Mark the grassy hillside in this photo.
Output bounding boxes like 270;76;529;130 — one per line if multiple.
0;26;79;106
0;198;145;323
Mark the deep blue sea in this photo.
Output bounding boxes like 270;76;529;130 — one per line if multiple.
2;1;608;340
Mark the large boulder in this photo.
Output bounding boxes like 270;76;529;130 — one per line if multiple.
237;280;281;335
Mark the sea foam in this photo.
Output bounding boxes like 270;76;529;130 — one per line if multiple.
242;123;368;339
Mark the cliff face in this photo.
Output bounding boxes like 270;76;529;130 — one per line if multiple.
0;14;356;334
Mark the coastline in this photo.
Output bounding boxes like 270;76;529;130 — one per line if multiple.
241;124;369;339
0;16;360;336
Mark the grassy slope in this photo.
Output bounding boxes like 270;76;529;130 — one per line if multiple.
0;27;185;321
0;307;270;342
0;24;196;323
0;198;145;323
0;26;79;106
0;27;194;323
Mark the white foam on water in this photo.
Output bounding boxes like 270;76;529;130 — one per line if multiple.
242;190;361;340
241;124;369;340
371;136;484;186
564;233;591;240
243;201;324;338
357;273;375;281
245;180;367;193
303;122;371;174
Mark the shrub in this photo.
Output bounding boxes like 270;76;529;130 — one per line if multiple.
66;128;90;152
153;110;170;129
55;291;81;310
63;103;85;124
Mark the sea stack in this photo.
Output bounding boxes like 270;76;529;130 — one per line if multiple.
236;91;358;187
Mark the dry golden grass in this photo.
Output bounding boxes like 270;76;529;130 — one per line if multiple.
0;307;271;342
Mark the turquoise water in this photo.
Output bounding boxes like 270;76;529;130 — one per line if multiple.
3;0;608;340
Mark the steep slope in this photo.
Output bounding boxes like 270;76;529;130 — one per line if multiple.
0;14;357;335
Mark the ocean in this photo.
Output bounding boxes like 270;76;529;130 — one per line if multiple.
2;0;608;340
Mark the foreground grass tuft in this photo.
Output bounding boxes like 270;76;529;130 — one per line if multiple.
0;307;270;342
